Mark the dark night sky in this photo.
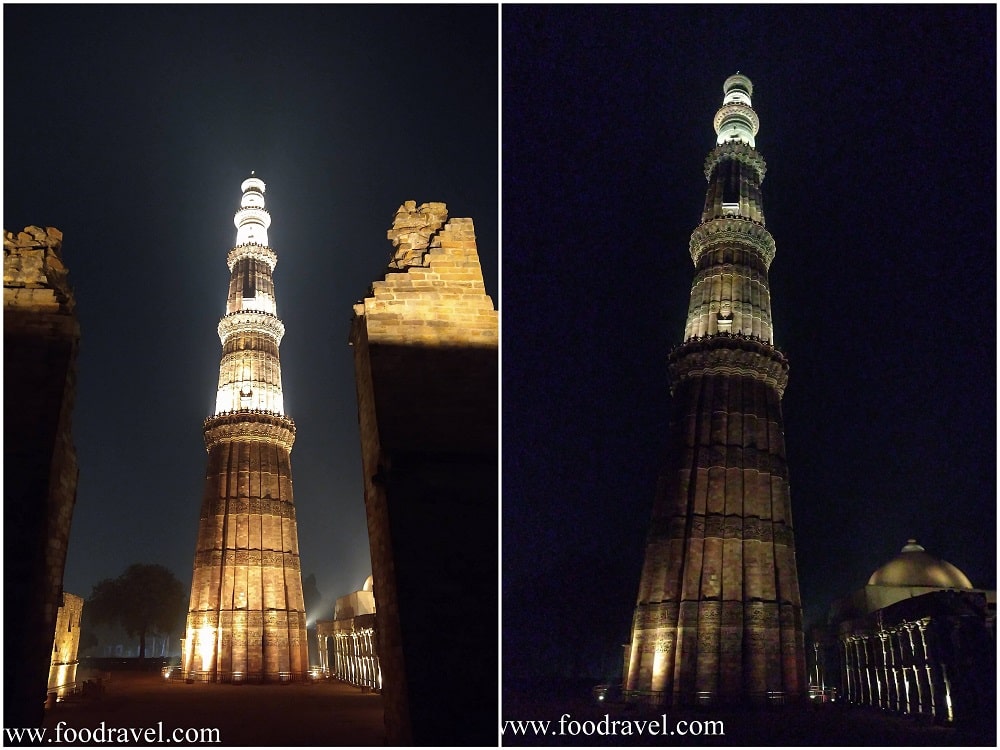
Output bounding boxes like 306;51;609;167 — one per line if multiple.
5;5;497;625
503;5;996;691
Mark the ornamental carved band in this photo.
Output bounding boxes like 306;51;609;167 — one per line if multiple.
233;206;271;228
217;310;285;345
713;103;759;137
668;335;789;396
689;218;776;268
203;411;296;451
202;496;297;520
646;515;794;544
227;243;277;272
704;142;767;182
194;549;301;570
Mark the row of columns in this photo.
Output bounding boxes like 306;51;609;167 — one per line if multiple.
318;628;381;691
841;617;953;723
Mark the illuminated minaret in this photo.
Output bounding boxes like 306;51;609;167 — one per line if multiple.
183;174;308;682
624;75;806;706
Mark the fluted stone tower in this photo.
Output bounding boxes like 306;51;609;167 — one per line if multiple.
625;75;806;706
183;174;308;682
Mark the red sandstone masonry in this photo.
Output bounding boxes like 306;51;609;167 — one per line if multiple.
361;201;497;347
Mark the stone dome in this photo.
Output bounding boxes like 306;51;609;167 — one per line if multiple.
362;575;374;593
867;539;974;589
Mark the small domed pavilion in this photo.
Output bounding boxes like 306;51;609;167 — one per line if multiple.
818;539;994;724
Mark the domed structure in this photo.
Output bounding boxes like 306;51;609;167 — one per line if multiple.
825;538;993;724
867;539;974;589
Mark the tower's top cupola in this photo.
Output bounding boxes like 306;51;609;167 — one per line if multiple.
714;72;759;147
723;73;753;101
235;173;270;245
240;173;267;198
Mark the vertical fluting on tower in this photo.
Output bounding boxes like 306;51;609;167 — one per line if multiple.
183;175;309;682
625;75;806;706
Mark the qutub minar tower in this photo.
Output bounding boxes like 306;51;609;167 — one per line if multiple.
183;174;308;682
625;74;806;705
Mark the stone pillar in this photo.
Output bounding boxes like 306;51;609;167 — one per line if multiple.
905;625;923;714
859;637;871;705
898;628;913;715
917;621;937;719
4;226;80;727
844;638;856;703
337;635;345;681
860;637;872;705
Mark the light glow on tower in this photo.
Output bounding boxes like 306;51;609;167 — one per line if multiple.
213;177;286;415
196;625;216;672
183;174;309;683
714;73;759;147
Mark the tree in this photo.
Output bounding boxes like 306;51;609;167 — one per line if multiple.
87;564;187;660
77;627;98;655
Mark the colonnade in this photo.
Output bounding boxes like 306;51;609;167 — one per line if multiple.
317;625;380;691
841;617;953;722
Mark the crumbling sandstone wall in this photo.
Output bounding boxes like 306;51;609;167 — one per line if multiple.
350;202;497;745
4;226;80;727
50;592;84;665
385;200;448;270
363;200;498;347
48;592;84;697
4;227;75;316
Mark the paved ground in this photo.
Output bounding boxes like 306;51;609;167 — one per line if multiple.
32;672;997;747
39;672;385;746
501;691;996;747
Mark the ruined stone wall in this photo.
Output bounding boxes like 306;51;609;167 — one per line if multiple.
48;592;84;697
51;592;84;665
4;226;80;726
350;202;497;745
361;200;498;348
